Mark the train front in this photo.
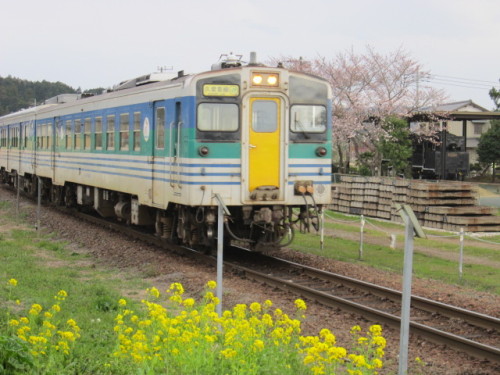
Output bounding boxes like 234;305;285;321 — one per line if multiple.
191;53;332;250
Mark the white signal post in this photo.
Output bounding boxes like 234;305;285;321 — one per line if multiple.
214;194;230;316
395;204;426;375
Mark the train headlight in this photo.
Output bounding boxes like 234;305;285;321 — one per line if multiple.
316;146;327;157
251;72;279;87
252;75;263;85
198;146;209;156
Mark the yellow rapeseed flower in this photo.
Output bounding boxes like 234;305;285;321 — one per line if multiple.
55;290;68;301
8;278;18;286
118;299;127;306
294;299;307;311
206;280;217;289
29;304;43;315
249;302;261;313
147;287;160;298
9;319;20;326
369;324;382;336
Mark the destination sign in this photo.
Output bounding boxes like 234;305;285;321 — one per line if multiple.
203;84;239;97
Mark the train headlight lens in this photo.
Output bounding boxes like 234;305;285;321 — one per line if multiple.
198;146;209;156
267;75;278;85
316;147;327;157
251;72;279;87
252;75;263;85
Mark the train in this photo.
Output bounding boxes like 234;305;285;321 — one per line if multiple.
0;52;332;252
410;131;469;180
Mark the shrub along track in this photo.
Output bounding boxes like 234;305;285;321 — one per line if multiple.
1;186;499;374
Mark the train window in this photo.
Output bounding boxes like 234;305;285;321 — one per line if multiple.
252;101;277;133
74;119;82;150
119;113;129;151
155;107;165;149
43;124;47;149
95;117;102;150
47;123;52;149
84;118;91;150
65;120;72;149
37;125;42;149
133;112;141;151
291;105;326;133
197;103;238;131
106;115;115;150
22;124;27;148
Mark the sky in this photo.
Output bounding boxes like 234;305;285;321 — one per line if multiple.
1;0;499;109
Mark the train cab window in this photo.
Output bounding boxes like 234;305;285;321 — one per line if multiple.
84;118;91;150
119;113;129;151
291;105;326;134
74;119;82;150
197;103;238;131
65;120;72;149
106;115;115;150
133;112;141;151
95;117;103;150
155;107;165;149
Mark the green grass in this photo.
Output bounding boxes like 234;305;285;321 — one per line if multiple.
0;212;150;373
291;211;500;294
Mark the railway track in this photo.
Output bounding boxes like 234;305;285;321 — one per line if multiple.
222;250;500;364
8;194;500;365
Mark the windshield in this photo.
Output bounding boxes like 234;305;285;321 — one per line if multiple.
197;103;238;132
291;105;326;133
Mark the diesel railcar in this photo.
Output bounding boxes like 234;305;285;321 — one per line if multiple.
0;53;332;251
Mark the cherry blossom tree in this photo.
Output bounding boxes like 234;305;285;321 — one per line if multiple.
272;47;447;174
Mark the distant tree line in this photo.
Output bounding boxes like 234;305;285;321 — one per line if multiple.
0;76;108;117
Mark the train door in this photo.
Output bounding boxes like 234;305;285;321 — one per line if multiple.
152;103;166;205
168;101;182;191
243;97;285;201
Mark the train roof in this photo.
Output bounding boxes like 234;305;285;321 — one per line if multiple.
1;53;331;124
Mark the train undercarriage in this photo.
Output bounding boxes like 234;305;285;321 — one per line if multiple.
0;169;321;253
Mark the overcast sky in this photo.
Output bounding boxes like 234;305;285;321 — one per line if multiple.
1;0;499;109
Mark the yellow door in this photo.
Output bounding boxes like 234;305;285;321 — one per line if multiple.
248;98;281;191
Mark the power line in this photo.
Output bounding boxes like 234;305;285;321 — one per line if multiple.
432;74;499;85
423;75;500;91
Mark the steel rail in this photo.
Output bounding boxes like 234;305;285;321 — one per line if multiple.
264;254;500;332
223;261;500;364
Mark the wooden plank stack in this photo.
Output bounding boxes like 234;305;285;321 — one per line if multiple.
331;177;500;232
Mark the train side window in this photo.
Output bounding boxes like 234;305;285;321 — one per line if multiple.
47;123;52;149
84;118;92;150
155;107;165;149
74;119;82;150
36;125;41;149
22;124;28;148
106;115;115;150
119;113;129;151
95;117;102;150
133;112;141;151
42;124;47;149
197;103;238;131
65;120;72;149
